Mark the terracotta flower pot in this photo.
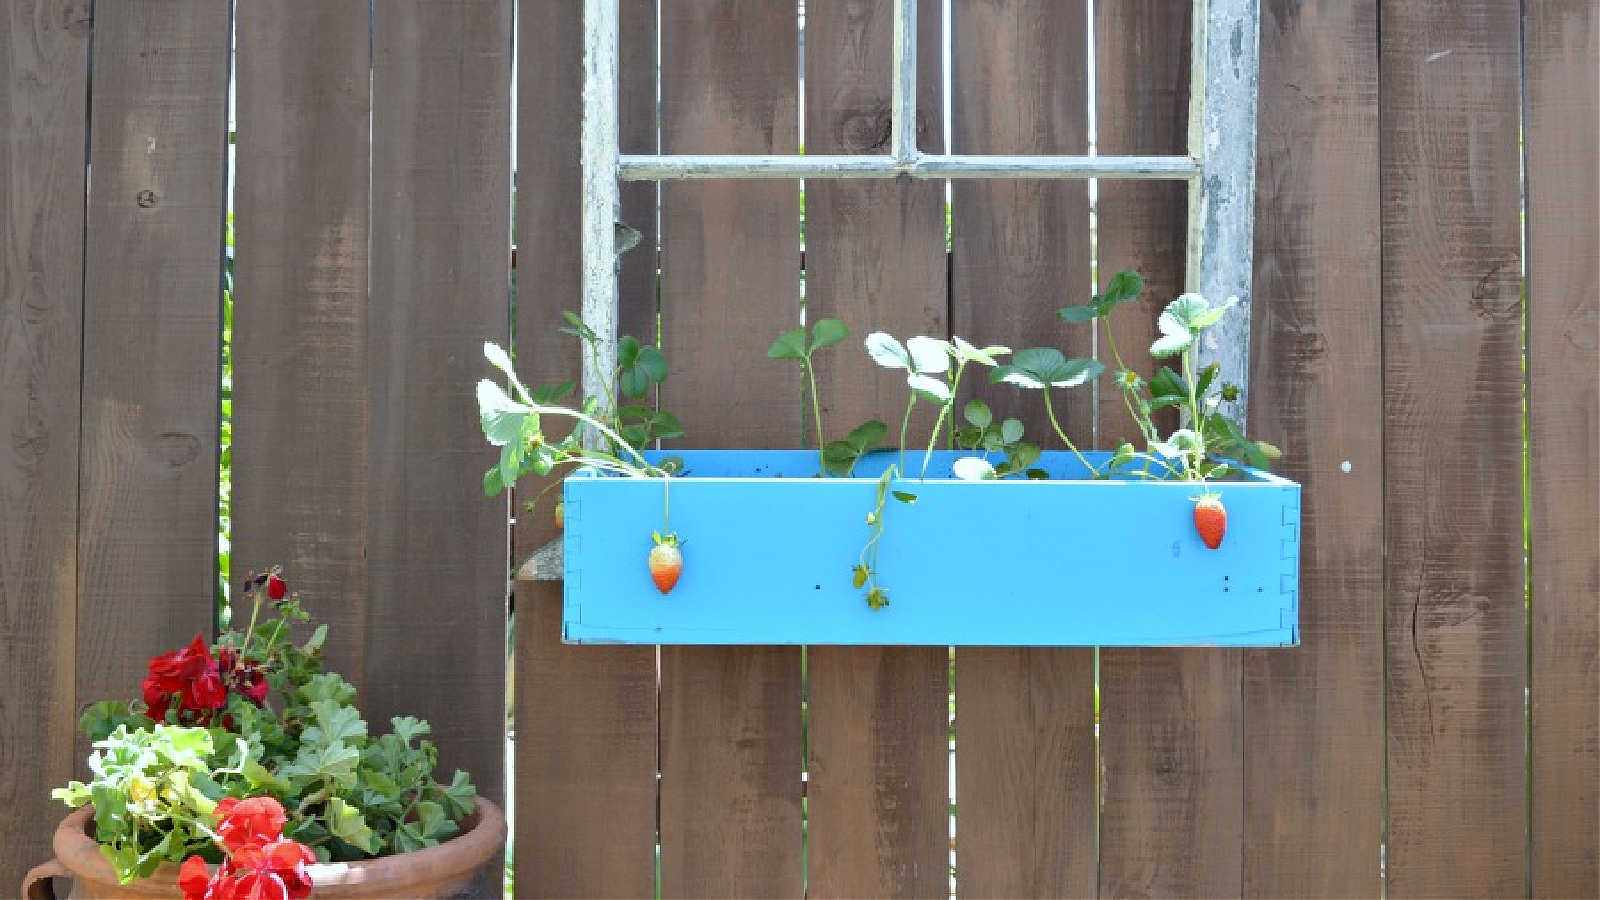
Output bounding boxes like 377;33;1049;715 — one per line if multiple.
21;798;505;900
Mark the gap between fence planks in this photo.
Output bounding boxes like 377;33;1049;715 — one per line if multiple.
949;2;1096;896
1524;1;1600;895
1380;1;1528;895
656;2;804;896
0;2;90;891
801;2;949;897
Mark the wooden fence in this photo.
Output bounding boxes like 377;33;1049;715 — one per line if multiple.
3;1;1596;897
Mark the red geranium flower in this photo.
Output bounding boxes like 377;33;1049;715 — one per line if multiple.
217;648;270;707
181;796;315;900
177;856;212;899
143;634;227;725
214;796;288;854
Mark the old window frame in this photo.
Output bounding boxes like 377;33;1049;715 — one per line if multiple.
578;0;1260;420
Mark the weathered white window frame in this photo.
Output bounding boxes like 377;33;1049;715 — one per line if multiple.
579;0;1260;421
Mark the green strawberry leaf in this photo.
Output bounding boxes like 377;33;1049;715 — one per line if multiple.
767;328;807;361
809;318;849;352
1103;269;1145;305
1056;303;1099;323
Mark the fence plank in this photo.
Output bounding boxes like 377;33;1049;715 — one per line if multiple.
658;2;802;895
1525;2;1600;896
1095;4;1245;896
1380;1;1527;895
0;1;88;888
233;0;371;684
1241;2;1385;895
368;0;511;821
513;1;660;896
75;0;228;749
950;2;1095;896
517;578;658;898
802;2;947;896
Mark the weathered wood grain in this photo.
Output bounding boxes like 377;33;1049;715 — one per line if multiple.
1096;4;1246;896
75;0;229;754
950;2;1095;896
803;3;947;894
517;578;657;898
1240;2;1386;896
657;2;803;895
0;0;89;888
513;1;661;896
233;0;372;686
1524;2;1600;896
1380;1;1527;895
367;0;512;817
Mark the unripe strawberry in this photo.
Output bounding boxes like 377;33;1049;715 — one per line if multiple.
648;532;682;594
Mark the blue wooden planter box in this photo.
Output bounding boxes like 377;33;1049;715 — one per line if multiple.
561;450;1299;647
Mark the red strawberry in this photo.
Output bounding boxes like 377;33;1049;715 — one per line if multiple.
1193;493;1227;550
265;573;287;600
648;532;682;594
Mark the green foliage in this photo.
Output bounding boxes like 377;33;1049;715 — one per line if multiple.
1055;271;1279;483
769;318;851;457
478;314;683;500
56;592;478;882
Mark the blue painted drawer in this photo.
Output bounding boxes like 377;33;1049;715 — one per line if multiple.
562;450;1299;646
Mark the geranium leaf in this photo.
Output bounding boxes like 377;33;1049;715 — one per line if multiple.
327;796;380;853
302;700;367;747
390;716;431;747
439;770;476;819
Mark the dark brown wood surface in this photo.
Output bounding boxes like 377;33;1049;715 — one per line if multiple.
75;0;229;748
1241;2;1385;896
0;1;89;889
1095;3;1247;897
1524;2;1599;896
517;579;658;897
232;0;372;685
802;3;948;896
657;3;803;896
513;2;661;897
367;0;511;809
1380;1;1528;895
950;2;1096;896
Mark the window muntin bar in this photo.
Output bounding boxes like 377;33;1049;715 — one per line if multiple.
617;154;1202;181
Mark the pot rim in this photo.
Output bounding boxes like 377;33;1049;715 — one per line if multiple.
52;797;505;894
